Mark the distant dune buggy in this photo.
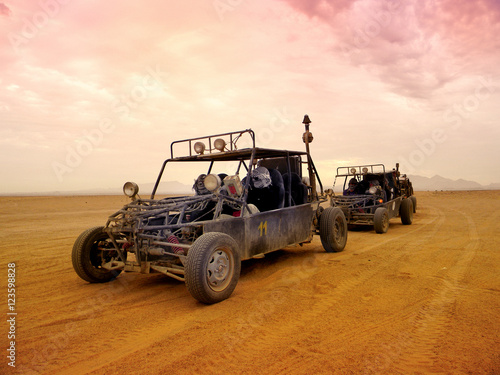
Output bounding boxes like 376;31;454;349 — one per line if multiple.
330;163;416;234
72;117;348;304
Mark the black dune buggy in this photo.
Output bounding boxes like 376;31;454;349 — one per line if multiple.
72;117;348;304
330;163;416;234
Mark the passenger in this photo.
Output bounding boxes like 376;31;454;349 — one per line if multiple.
343;178;358;196
365;180;378;194
251;166;272;189
365;180;386;202
246;166;284;211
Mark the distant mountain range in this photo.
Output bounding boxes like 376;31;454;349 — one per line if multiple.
2;181;194;197
77;180;195;196
408;175;500;191
2;176;499;197
332;174;498;193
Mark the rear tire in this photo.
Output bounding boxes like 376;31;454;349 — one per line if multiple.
400;198;413;225
72;226;124;283
185;232;241;304
320;207;348;252
374;207;389;234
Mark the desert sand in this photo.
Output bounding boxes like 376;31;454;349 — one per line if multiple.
1;191;499;374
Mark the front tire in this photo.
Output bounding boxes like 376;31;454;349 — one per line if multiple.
185;232;241;304
320;207;348;252
374;207;389;233
410;195;417;213
72;226;124;283
400;198;414;225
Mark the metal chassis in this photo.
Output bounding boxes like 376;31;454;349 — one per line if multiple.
331;163;408;227
334;195;403;226
100;129;327;282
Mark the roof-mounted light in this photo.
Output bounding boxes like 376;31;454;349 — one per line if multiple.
194;142;205;155
214;138;226;152
362;167;369;174
350;168;357;175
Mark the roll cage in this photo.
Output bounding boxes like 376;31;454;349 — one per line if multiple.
334;164;403;200
151;129;324;203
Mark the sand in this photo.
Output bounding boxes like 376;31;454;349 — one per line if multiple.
0;191;499;374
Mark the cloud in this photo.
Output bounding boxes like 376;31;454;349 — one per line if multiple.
417;0;500;59
0;3;10;16
1;0;499;193
280;0;356;20
280;0;500;100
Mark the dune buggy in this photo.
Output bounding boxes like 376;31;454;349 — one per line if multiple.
330;163;416;234
72;117;348;304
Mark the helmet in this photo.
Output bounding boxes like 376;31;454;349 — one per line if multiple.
251;167;272;189
193;174;210;195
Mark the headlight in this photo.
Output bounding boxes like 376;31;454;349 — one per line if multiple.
123;181;139;198
204;174;221;192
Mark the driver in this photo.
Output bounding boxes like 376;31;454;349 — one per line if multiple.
343;178;358;196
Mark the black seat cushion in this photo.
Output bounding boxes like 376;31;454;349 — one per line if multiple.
283;172;307;206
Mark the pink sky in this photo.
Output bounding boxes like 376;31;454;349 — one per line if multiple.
1;0;499;194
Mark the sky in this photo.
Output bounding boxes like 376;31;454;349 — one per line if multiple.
1;0;499;194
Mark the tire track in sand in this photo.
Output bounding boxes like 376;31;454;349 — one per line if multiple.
45;305;206;375
36;206;451;375
371;210;481;375
217;206;447;373
28;272;202;375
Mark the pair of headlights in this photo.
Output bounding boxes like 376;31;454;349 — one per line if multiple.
193;138;226;155
123;174;222;198
350;167;369;175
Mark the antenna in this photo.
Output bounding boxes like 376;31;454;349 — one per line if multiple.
302;114;317;199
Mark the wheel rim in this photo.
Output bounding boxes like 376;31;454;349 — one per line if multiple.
91;236;117;269
206;247;234;292
334;216;345;245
